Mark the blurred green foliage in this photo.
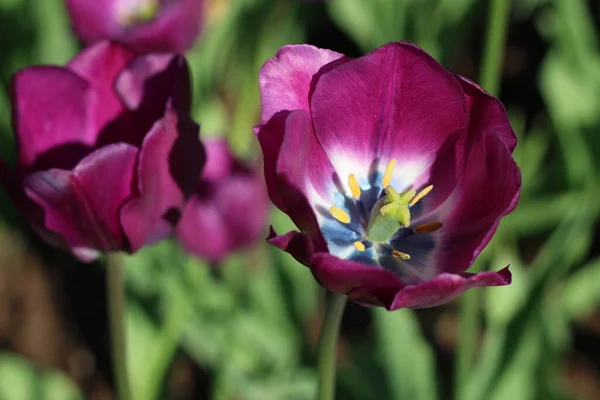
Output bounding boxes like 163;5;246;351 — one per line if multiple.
0;0;599;399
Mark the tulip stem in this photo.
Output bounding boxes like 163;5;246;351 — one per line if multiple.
107;253;130;400
317;291;347;400
455;0;511;397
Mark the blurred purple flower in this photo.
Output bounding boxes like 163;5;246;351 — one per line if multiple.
255;42;521;309
176;138;269;262
64;0;205;54
1;41;204;261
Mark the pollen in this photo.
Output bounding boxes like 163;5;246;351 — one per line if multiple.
393;250;411;260
414;221;443;234
353;241;366;252
348;174;361;199
382;158;396;187
329;206;351;224
409;185;433;206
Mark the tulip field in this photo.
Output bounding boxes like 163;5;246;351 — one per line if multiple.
0;0;599;399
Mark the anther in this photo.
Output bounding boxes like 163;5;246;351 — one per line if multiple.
353;241;365;252
392;250;411;260
348;174;361;199
329;206;351;224
382;159;396;187
414;221;443;234
409;185;433;206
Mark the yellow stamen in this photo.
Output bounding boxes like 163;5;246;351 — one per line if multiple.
393;250;411;260
382;158;396;187
348;174;361;199
409;185;433;206
329;206;350;224
414;221;443;234
354;241;365;252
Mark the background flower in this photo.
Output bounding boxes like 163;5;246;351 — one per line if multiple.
0;41;204;261
257;42;521;309
64;0;205;53
176;138;269;262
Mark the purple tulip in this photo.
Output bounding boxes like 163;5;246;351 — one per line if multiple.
176;138;269;262
255;42;521;309
1;41;204;261
64;0;205;54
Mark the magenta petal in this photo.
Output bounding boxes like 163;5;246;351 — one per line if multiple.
64;0;117;44
177;199;229;261
177;175;268;261
116;52;191;113
310;42;468;171
256;111;289;211
277;110;337;203
120;109;203;252
200;139;241;179
65;0;203;54
11;67;93;169
267;227;315;267
436;129;521;274
259;44;347;124
275;111;335;247
389;267;512;309
455;75;517;153
68;41;136;134
176;138;267;261
311;253;403;307
121;0;204;54
23;143;138;255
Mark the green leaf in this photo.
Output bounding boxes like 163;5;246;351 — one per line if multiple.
373;308;438;400
561;257;600;319
327;0;408;52
0;352;83;400
32;0;77;64
463;193;596;400
127;295;190;400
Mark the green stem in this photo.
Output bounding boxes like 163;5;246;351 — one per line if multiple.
455;1;511;397
479;0;512;96
317;292;347;400
107;253;130;400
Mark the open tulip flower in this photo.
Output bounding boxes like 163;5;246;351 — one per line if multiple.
176;138;269;262
0;41;204;261
256;42;521;309
65;0;205;54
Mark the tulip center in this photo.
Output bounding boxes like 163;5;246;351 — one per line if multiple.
324;158;442;272
118;0;161;27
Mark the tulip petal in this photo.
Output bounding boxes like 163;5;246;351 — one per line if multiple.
120;109;203;252
311;253;403;307
200;138;244;180
259;44;347;124
256;111;289;211
115;53;191;147
65;0;203;54
121;0;204;54
177;175;268;261
11;67;93;169
64;0;118;44
310;42;468;188
23;143;138;255
455;74;518;152
267;227;315;267
389;267;512;309
274;110;337;250
177;198;229;262
431;129;521;274
68;41;136;136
